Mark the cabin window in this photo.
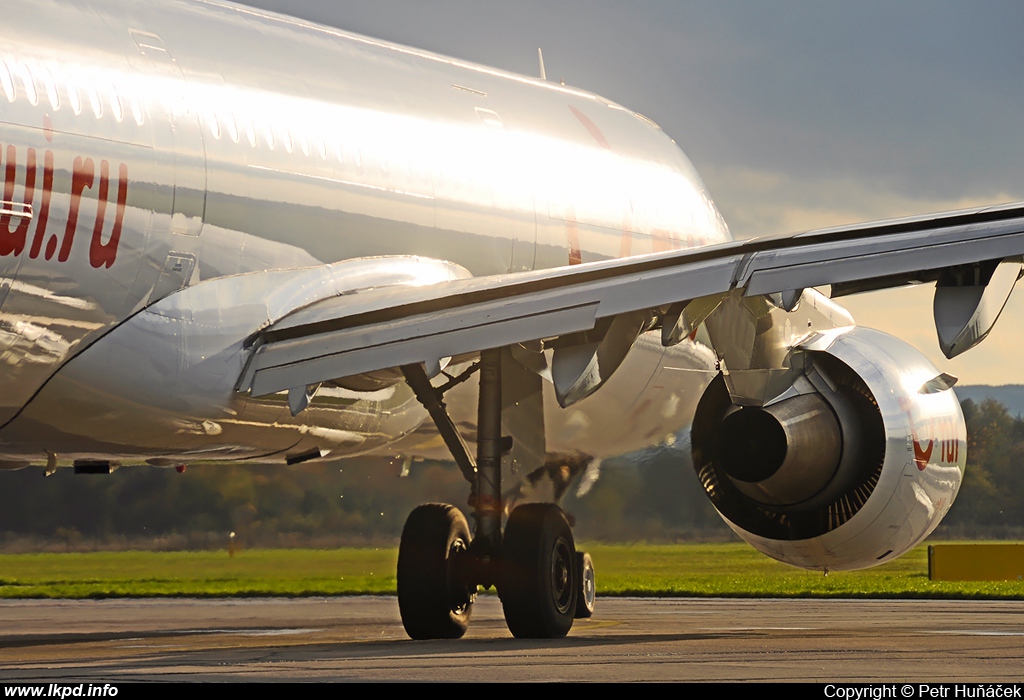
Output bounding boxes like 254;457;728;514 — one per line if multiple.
17;64;38;106
130;94;144;126
0;60;14;103
242;114;256;147
65;77;82;115
86;81;102;119
205;110;220;139
108;85;123;123
41;67;59;110
224;111;238;143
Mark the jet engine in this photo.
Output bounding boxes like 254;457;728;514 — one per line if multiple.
691;327;966;571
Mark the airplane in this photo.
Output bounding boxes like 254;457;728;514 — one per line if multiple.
1;0;1022;641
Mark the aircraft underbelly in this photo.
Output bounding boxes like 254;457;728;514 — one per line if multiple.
374;333;719;463
0;324;716;470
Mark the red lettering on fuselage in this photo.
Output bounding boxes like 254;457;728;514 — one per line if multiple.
0;134;128;267
0;144;36;256
619;214;633;258
568;105;610;151
27;149;53;259
565;205;582;266
651;228;674;253
89;161;127;269
60;155;94;263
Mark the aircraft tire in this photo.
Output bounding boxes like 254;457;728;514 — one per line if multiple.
397;503;473;640
574;551;596;618
500;503;577;638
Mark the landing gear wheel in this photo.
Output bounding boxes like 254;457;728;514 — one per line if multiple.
574;551;595;618
397;503;474;640
500;503;577;639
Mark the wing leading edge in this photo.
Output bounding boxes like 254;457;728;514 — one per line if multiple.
238;201;1024;400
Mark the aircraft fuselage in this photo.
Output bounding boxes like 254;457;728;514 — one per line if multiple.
0;0;729;466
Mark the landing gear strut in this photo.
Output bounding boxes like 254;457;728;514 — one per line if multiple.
398;348;593;639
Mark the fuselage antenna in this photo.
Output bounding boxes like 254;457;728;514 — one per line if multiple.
538;47;547;81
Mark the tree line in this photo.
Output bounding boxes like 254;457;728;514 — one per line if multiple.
0;397;1020;550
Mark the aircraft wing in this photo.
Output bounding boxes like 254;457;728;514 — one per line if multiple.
238;201;1024;401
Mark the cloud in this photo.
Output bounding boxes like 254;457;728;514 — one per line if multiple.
703;164;1019;240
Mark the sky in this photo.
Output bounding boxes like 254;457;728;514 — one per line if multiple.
239;1;1024;385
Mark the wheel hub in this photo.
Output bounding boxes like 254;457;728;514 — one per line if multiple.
551;537;574;614
447;539;474;614
581;563;595;607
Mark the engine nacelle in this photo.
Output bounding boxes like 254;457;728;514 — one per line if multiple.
691;327;965;571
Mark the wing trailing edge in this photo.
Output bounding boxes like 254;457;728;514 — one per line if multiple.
238;201;1024;400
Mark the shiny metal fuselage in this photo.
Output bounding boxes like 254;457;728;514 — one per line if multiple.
0;0;730;466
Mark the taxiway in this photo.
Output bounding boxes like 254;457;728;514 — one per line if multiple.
0;596;1021;682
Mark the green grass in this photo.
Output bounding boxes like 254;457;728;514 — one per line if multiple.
0;549;399;598
585;542;1024;599
0;543;1020;599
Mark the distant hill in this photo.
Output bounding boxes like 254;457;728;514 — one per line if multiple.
954;385;1024;416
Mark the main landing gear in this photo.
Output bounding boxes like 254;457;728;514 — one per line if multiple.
397;503;473;639
398;348;595;640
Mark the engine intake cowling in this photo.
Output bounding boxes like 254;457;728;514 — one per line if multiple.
692;327;965;571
